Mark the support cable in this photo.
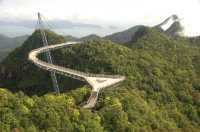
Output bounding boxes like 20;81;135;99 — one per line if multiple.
37;12;60;94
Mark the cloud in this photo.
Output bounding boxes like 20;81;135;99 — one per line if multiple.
108;26;118;30
47;20;102;29
0;19;102;29
0;0;200;36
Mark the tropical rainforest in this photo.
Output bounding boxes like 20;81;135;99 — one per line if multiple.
0;25;200;132
0;35;28;62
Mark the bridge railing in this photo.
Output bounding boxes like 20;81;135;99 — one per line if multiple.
29;42;124;80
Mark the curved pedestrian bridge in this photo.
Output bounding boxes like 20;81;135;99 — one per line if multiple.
28;41;125;108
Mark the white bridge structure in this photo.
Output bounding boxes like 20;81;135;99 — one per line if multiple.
28;41;125;108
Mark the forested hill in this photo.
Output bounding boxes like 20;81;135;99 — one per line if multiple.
0;28;200;131
0;30;69;95
79;34;101;41
104;25;145;44
0;34;28;49
0;34;28;61
104;15;184;44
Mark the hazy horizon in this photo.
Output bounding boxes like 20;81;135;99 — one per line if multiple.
0;0;200;37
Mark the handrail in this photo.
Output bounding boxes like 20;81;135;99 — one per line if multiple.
28;41;125;108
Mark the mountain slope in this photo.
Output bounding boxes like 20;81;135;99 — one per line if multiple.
0;34;28;50
104;15;184;44
0;34;28;61
0;30;84;95
156;15;179;30
64;35;78;41
79;34;101;41
104;25;145;44
155;15;183;37
0;49;10;62
54;28;200;131
0;29;200;131
165;21;183;36
0;34;15;49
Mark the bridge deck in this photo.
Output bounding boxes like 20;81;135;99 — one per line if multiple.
28;41;125;108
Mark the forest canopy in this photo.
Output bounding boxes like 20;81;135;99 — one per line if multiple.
0;28;200;131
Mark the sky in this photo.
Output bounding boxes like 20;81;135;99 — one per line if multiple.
0;0;200;37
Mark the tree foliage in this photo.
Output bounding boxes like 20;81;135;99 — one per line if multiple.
0;28;200;131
